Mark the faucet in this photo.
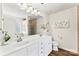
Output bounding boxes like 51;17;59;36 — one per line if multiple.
15;33;24;42
17;36;22;42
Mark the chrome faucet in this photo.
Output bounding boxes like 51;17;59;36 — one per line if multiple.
15;33;24;42
17;36;22;42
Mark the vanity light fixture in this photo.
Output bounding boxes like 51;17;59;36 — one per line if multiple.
18;3;41;16
37;11;40;15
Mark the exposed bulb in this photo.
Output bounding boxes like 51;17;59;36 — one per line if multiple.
29;6;33;11
37;11;40;15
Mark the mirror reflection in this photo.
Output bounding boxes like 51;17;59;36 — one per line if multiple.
0;3;43;45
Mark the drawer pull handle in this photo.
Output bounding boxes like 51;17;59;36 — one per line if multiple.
41;51;43;53
41;43;43;45
41;47;43;49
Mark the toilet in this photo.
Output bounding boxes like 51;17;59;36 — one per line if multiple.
52;40;59;51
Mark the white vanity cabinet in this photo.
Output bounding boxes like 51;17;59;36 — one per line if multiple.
5;35;52;56
39;35;52;56
6;40;39;56
6;47;28;56
27;40;39;56
44;37;52;55
38;39;45;56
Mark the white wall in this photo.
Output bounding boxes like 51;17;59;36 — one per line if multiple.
49;7;78;53
37;14;49;34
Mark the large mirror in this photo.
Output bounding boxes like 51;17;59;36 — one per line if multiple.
0;3;41;42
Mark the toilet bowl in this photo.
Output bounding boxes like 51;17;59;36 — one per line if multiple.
52;40;58;51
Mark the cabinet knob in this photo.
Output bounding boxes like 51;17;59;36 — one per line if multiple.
41;47;43;49
48;43;50;44
41;42;43;45
41;51;43;53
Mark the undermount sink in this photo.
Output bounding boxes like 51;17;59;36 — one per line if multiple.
16;39;29;47
11;36;36;47
10;39;30;48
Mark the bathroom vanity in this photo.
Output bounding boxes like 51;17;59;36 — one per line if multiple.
0;3;53;56
0;35;52;56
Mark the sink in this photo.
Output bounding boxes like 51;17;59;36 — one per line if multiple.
16;39;29;47
15;35;40;47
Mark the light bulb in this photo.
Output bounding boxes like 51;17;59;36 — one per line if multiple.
26;9;30;12
31;11;35;14
37;11;40;15
26;6;33;12
29;6;33;11
32;9;38;15
33;9;37;13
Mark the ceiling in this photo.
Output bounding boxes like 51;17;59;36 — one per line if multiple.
2;3;79;16
31;3;79;15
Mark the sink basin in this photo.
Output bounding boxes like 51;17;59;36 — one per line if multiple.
16;39;29;47
15;35;40;47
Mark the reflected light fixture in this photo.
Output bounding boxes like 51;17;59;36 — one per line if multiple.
18;3;41;16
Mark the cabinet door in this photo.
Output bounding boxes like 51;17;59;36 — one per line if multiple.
44;42;52;56
6;48;27;56
27;41;39;56
42;36;52;56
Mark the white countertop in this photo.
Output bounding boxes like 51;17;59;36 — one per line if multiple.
0;35;40;56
